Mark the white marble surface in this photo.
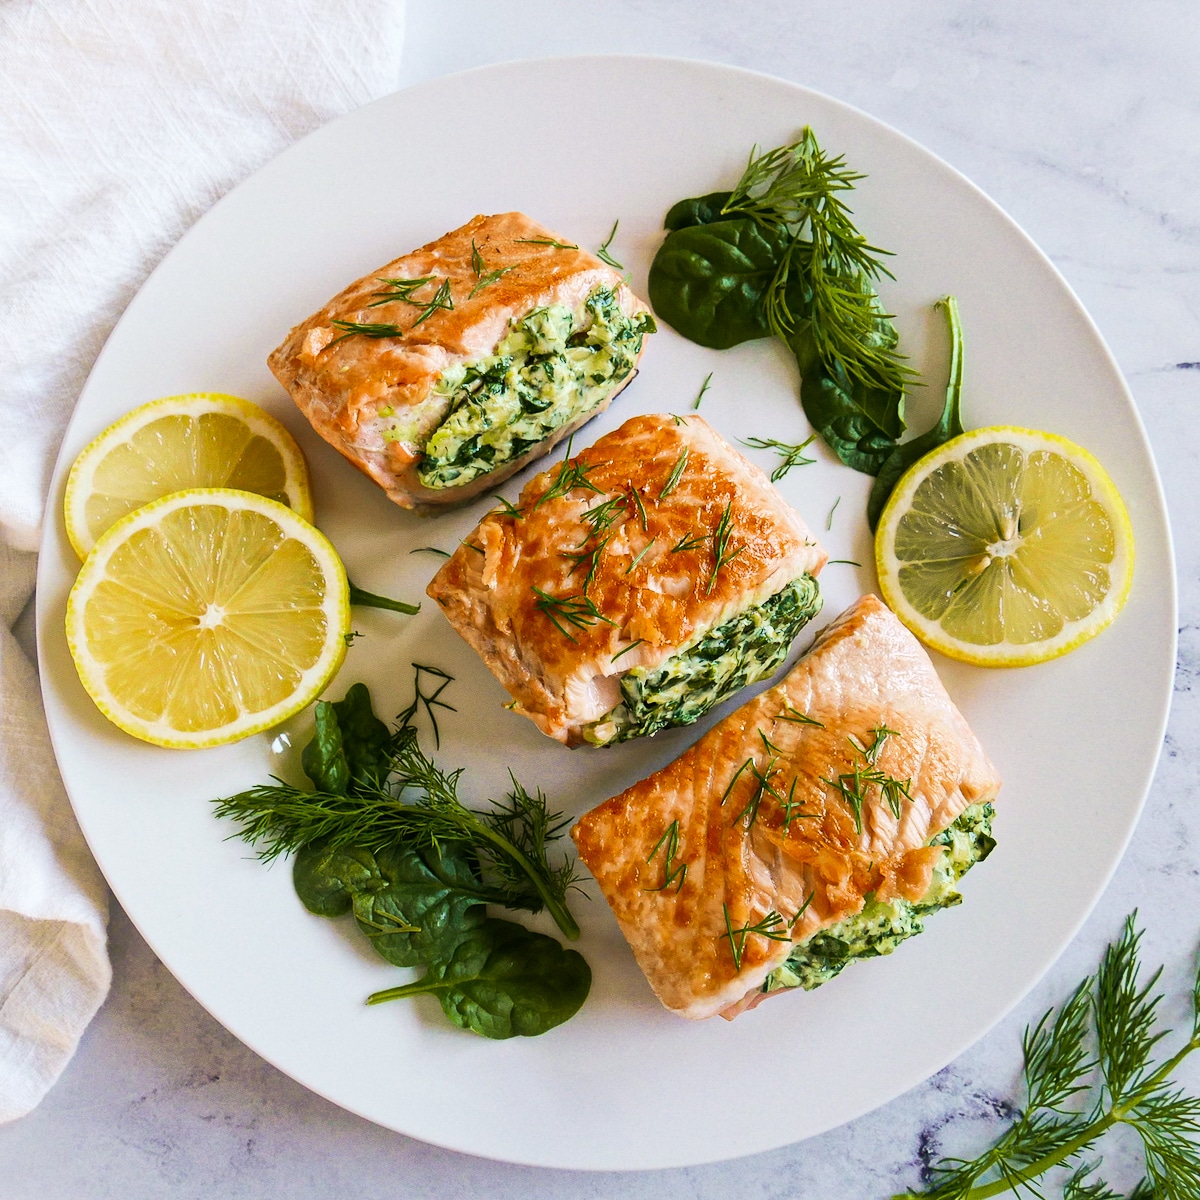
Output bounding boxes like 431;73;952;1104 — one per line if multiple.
5;1;1200;1195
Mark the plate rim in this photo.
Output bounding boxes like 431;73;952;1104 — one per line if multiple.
35;53;1178;1169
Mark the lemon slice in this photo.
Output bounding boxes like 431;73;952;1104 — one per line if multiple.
875;426;1134;667
64;393;312;559
66;489;349;748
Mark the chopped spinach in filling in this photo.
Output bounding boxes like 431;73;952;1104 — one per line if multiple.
762;802;996;994
417;287;655;489
583;574;822;746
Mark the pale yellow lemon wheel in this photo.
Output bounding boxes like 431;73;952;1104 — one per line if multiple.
64;393;313;559
66;489;350;748
875;426;1135;667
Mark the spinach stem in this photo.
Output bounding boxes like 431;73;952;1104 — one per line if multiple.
348;580;421;615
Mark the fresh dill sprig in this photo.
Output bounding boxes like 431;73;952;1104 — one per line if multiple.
720;758;754;806
722;905;791;972
532;439;603;509
742;434;818;481
516;237;579;250
822;724;911;830
560;535;611;594
628;484;649;531
468;239;513;298
611;638;644;663
645;819;688;893
780;777;817;832
694;372;713;410
329;319;404;343
733;756;784;830
367;275;436;307
775;704;825;728
828;559;862;567
580;494;628;538
895;915;1200;1200
626;538;657;574
759;729;784;756
490;494;523;518
721;129;914;397
398;662;456;749
671;531;710;554
212;669;582;938
827;495;841;529
532;586;616;642
409;546;451;558
408;277;454;328
705;501;744;594
659;448;689;499
596;220;623;269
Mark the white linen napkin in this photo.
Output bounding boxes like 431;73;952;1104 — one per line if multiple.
0;0;406;1122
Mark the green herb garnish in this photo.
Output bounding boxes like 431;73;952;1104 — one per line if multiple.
646;819;688;893
532;439;603;509
596;220;623;269
213;675;583;940
367;275;436;307
722;905;790;972
410;546;451;558
626;538;657;574
560;535;611;594
532;586;616;642
896;914;1200;1200
694;371;713;409
659;448;689;499
742;433;817;481
468;239;514;298
408;277;454;328
775;704;825;728
671;531;709;554
822;724;911;830
516;237;579;250
611;639;645;663
827;495;841;529
720;757;754;807
329;319;404;343
705;501;744;594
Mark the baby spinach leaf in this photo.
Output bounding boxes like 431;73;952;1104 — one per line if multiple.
867;295;964;529
354;844;491;967
648;218;788;349
300;701;350;795
292;842;380;917
792;317;906;475
366;918;592;1039
331;682;391;790
663;190;733;231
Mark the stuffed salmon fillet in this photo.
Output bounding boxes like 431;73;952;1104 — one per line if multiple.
571;594;1001;1020
269;212;654;510
427;413;827;746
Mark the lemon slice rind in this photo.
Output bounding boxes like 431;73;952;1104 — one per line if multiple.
64;393;313;559
66;488;349;749
875;426;1135;668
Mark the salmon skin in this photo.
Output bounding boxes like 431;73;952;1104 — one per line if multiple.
427;413;827;746
571;594;1002;1020
268;212;651;511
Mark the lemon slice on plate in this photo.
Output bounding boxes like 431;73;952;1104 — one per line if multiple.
875;426;1134;667
66;489;349;748
64;393;312;558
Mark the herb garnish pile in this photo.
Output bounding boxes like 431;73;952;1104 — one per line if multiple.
213;669;590;1039
897;915;1200;1200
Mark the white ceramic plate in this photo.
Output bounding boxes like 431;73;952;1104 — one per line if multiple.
37;57;1175;1169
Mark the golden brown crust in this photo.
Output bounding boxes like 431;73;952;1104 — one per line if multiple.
570;594;1002;1020
426;414;827;744
268;212;649;510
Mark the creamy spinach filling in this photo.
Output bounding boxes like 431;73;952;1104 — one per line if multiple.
583;574;822;746
417;287;655;489
762;802;996;994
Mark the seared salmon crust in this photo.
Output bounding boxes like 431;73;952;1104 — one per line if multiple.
570;594;1002;1020
427;413;827;746
268;212;652;510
